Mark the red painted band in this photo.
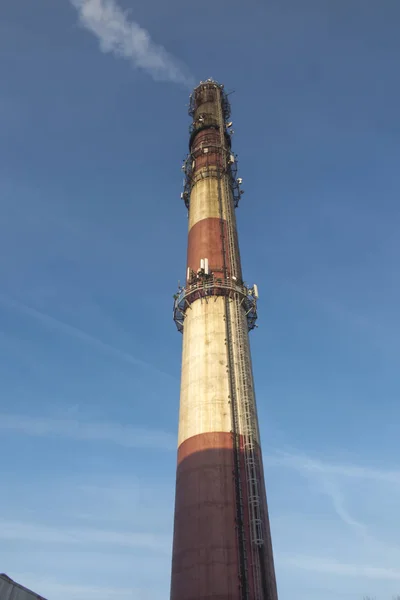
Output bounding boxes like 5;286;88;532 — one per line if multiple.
171;432;270;599
187;217;230;280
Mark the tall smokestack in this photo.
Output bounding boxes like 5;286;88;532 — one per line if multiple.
171;79;279;600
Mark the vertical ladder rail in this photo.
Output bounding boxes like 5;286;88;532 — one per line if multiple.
233;299;264;600
215;88;249;600
216;87;266;600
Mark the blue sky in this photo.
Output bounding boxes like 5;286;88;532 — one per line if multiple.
1;0;400;598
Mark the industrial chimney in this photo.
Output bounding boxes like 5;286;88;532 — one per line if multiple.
171;79;279;600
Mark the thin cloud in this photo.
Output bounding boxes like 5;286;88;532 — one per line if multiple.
265;451;370;535
320;477;368;535
281;554;400;581
265;451;400;486
0;519;170;553
268;449;400;566
70;0;194;87
0;293;176;381
0;414;175;451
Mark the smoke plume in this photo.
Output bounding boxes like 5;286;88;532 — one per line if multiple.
70;0;194;86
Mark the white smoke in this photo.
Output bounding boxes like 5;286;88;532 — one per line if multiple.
70;0;194;86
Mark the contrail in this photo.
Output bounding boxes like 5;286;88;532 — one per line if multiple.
69;0;194;87
0;293;176;381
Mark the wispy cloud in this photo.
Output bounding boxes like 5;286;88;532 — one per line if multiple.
266;452;400;581
69;0;194;86
281;554;400;581
265;451;371;536
265;451;400;486
319;477;368;535
0;414;175;450
0;293;176;381
0;519;170;553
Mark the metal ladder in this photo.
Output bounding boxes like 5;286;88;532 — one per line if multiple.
232;299;264;600
216;87;266;600
215;88;249;600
